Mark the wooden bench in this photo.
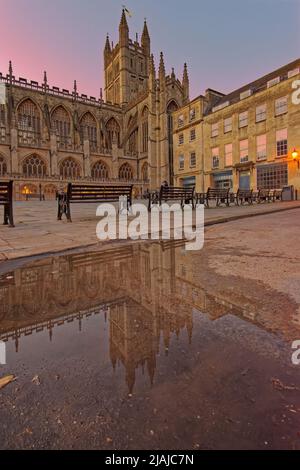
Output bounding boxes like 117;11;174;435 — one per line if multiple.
257;189;271;203
57;183;133;222
0;180;14;227
269;189;283;202
148;185;195;211
235;189;253;205
196;187;230;208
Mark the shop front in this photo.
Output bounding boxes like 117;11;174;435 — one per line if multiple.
256;162;288;189
211;171;233;189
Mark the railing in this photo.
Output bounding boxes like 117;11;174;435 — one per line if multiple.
0;173;148;185
18;130;41;147
0;73;121;111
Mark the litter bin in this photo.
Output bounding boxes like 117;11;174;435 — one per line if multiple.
282;185;294;201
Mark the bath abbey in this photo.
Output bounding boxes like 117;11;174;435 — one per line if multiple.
0;10;189;200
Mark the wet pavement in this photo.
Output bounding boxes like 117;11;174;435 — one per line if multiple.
0;210;300;450
0;199;299;260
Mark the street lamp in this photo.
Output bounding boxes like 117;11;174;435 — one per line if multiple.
292;148;299;168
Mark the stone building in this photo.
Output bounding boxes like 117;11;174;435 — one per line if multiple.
0;10;189;200
173;59;300;194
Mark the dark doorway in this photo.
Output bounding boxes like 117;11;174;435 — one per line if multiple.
239;171;251;190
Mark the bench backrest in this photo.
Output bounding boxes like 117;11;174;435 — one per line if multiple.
67;183;133;202
207;187;230;198
0;181;13;205
159;186;194;200
258;189;270;197
270;189;283;195
237;189;253;197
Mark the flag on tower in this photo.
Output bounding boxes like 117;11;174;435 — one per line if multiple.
122;5;132;17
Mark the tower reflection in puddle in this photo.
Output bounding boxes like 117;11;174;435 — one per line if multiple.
0;239;294;393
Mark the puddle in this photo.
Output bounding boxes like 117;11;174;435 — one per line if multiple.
0;240;300;450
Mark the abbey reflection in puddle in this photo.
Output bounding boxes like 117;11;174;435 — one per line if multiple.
0;240;297;393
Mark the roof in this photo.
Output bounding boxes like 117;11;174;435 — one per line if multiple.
205;58;300;114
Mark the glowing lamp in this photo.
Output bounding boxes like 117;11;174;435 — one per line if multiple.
292;148;299;169
292;148;298;160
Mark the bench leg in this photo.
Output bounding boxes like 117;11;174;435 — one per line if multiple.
57;200;62;220
3;205;14;227
3;205;8;225
66;202;72;222
8;204;14;227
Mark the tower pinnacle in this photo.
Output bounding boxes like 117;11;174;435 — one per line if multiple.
182;62;189;103
141;19;150;55
119;8;129;46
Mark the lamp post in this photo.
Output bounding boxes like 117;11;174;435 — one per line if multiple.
292;148;299;169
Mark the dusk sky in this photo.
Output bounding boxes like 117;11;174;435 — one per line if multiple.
1;0;300;99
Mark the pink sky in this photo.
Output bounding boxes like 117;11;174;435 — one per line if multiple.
1;0;300;99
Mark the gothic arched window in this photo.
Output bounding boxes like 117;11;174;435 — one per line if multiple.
0;156;7;176
18;99;41;144
141;107;149;153
22;154;47;178
52;106;71;148
91;160;109;180
80;112;97;150
105;117;120;149
59;158;81;179
119;163;133;181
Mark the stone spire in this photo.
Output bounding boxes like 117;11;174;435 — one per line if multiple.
8;60;13;85
159;52;165;75
159;52;166;90
171;67;176;83
182;62;189;103
149;54;156;91
43;70;48;97
104;34;111;68
119;8;129;46
7;61;16;127
104;34;111;53
141;19;150;55
73;80;78;101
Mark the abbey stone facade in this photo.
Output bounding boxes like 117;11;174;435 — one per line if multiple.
0;10;189;200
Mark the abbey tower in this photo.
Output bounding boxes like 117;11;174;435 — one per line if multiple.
0;9;190;199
